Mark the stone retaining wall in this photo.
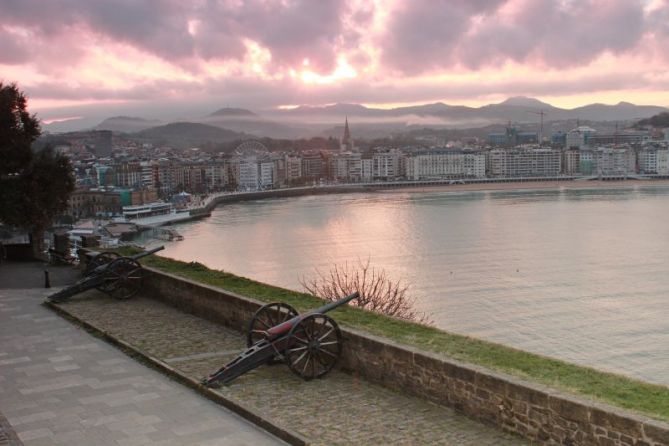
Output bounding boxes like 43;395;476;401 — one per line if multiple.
202;185;367;213
141;267;669;446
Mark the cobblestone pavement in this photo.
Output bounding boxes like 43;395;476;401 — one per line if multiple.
0;286;285;446
57;291;529;445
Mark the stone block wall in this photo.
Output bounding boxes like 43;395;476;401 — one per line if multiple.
142;267;669;446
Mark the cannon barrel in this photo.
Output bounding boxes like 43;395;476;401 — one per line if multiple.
47;274;104;302
310;291;359;315
129;245;164;260
264;292;359;340
47;246;164;303
203;292;359;386
85;246;164;277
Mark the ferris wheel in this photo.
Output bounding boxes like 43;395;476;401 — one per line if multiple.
235;140;268;157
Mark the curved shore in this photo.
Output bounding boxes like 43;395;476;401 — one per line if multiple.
152;178;669;391
200;178;669;213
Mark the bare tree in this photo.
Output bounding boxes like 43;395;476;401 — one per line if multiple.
300;259;431;324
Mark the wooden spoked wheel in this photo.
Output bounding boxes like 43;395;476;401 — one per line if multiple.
97;257;143;300
85;251;120;275
247;302;299;347
285;313;342;381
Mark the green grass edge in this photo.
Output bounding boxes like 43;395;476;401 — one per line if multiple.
130;250;668;421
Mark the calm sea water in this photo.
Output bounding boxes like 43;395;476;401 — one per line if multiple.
144;186;669;386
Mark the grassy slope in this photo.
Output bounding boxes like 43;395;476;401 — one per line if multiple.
133;252;668;421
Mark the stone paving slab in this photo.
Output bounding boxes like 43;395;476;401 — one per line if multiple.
54;291;529;445
0;287;286;446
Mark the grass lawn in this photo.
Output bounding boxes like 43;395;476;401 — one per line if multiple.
117;248;669;421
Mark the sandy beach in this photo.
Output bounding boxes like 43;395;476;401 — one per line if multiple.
378;179;669;194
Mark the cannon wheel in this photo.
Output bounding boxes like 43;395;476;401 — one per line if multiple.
285;313;342;381
85;251;120;275
97;257;143;300
247;302;299;347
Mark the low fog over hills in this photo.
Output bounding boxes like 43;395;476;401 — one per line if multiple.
45;97;668;140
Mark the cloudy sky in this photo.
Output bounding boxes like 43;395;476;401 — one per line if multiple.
2;0;669;124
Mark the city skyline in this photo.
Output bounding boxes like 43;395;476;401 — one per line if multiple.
2;0;669;126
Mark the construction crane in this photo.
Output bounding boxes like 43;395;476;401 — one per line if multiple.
527;110;547;145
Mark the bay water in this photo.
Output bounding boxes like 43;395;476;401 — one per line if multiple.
143;186;669;386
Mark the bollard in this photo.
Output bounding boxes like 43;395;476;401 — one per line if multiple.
44;270;51;288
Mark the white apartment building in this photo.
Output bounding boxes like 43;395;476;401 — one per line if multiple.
562;149;580;175
204;163;229;190
237;155;259;190
638;147;669;174
405;150;486;180
487;149;561;177
284;155;302;182
659;150;669;175
372;149;403;180
580;146;636;175
140;161;154;188
361;157;373;182
259;159;275;188
331;152;362;182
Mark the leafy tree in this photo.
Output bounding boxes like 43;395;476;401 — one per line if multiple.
0;83;75;258
1;147;75;256
0;82;39;176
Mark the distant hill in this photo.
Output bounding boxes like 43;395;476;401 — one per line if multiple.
201;108;303;138
637;112;669;128
88;97;668;142
272;97;668;124
497;96;555;108
94;116;162;133
209;107;257;118
288;103;378;117
572;102;668;122
133;122;243;147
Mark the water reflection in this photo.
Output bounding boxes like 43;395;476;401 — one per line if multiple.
142;186;669;386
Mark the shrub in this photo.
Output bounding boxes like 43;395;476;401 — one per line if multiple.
300;259;431;324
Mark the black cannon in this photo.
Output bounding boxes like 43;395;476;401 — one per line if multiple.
202;292;359;387
47;246;165;303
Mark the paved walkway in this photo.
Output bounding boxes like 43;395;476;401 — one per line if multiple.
0;262;80;290
54;291;528;445
0;270;285;446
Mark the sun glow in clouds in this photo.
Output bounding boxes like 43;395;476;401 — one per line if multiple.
298;57;358;85
4;0;669;113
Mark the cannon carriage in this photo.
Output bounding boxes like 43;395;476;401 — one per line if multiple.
47;246;164;303
202;292;359;386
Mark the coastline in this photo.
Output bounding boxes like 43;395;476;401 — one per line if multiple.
130;179;669;228
377;179;669;194
200;178;669;213
140;178;669;391
126;178;669;237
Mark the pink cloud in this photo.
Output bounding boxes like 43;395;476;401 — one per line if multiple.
1;0;669;112
381;0;646;73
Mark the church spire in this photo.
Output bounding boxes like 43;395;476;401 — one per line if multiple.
341;116;352;151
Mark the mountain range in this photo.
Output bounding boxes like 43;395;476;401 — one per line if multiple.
275;97;667;122
90;97;668;140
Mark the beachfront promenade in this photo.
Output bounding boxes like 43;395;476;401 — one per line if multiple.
129;177;669;229
0;263;285;446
